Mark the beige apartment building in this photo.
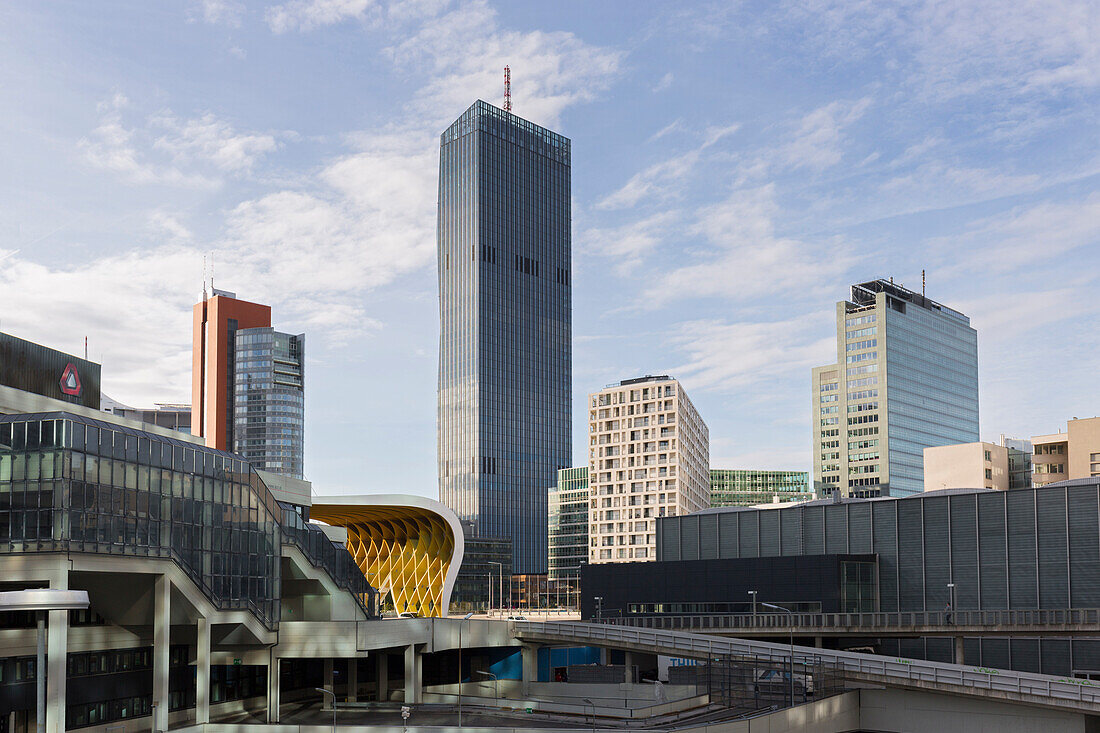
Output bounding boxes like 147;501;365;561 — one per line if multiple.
587;375;710;564
924;441;1009;491
1032;417;1100;487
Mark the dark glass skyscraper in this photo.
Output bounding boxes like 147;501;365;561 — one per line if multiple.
437;100;572;575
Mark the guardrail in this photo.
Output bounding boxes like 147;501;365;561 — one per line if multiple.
603;608;1100;634
514;620;1100;711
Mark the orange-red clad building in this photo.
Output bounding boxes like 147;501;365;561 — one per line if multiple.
191;290;271;451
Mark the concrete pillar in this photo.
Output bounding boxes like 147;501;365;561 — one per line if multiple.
404;645;421;704
521;645;539;695
323;659;334;709
347;658;358;702
266;657;281;723
954;636;965;666
196;617;211;724
623;651;634;685
152;576;171;733
377;652;389;702
45;609;68;733
814;637;824;649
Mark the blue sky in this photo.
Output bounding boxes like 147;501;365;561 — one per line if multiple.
1;0;1097;498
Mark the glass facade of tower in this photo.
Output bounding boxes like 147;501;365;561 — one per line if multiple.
234;328;304;479
813;280;978;498
709;469;812;507
437;100;572;575
549;466;588;581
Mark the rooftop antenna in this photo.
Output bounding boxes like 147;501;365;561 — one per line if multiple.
210;252;215;293
504;66;512;112
202;255;208;300
922;269;926;296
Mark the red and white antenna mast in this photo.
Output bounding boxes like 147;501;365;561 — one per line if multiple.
503;65;512;112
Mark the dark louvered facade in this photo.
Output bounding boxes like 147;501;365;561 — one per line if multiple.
657;480;1100;676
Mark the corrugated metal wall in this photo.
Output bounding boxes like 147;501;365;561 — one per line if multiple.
656;483;1100;676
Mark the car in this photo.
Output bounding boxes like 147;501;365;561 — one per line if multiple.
507;615;527;621
396;611;420;619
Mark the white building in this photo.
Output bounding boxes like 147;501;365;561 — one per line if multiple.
587;376;709;564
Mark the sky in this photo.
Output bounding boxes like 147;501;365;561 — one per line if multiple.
0;0;1098;499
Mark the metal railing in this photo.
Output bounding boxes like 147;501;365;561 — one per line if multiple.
514;620;1100;710
604;608;1100;633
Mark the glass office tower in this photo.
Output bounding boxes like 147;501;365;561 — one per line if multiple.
437;100;572;574
812;279;978;498
549;467;588;581
234;327;305;479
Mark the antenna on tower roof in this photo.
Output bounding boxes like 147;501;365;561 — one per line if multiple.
202;255;208;300
922;269;926;296
504;65;512;112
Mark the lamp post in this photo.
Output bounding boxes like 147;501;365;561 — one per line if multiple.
946;582;956;623
748;590;758;623
458;612;474;727
476;670;498;703
761;602;794;707
0;590;90;733
489;562;503;617
314;688;336;733
487;572;492;615
582;697;596;733
594;596;603;622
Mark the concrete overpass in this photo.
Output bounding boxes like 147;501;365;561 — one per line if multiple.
512;619;1100;715
601;608;1100;637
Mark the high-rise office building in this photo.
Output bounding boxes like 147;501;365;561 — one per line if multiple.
549;466;589;582
192;290;305;478
233;327;305;478
587;376;710;564
709;469;812;507
811;279;979;498
192;289;271;450
436;100;572;575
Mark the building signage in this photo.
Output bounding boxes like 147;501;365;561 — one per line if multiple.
0;332;101;409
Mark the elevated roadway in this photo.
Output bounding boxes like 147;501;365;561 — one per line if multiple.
513;619;1100;715
601;607;1100;637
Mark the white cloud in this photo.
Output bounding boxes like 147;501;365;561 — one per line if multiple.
596;124;738;210
645;185;853;306
652;72;674;92
390;0;624;129
781;97;871;170
670;314;836;392
151;112;279;172
80;97;281;186
580;211;680;274
190;0;244;26
266;0;376;33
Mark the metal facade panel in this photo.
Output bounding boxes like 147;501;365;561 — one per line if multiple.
981;638;1010;670
718;512;739;559
977;492;1008;610
759;510;780;557
922;496;951;612
738;511;759;558
1071;640;1100;674
872;501;899;612
924;637;953;663
1010;638;1041;673
1040;638;1071;676
1006;489;1038;608
661;519;681;562
1036;488;1069;609
848;502;872;554
681;515;700;561
897;499;925;611
824;504;848;554
699;513;719;560
949;494;978;610
780;508;802;556
1067;484;1100;608
802;505;824;555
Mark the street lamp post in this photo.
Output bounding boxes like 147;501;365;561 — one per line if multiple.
476;671;499;703
947;582;956;623
488;562;503;617
761;603;794;707
582;697;596;733
0;590;90;733
748;590;758;623
314;688;336;733
594;596;603;622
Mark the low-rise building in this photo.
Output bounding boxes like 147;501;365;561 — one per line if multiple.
710;469;812;506
923;441;1009;491
1032;417;1100;487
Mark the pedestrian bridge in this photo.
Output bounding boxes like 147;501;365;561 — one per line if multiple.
600;608;1100;637
512;619;1100;715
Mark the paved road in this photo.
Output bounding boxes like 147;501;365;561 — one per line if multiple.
231;700;595;729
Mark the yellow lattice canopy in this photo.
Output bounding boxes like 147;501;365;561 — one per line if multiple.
310;495;463;617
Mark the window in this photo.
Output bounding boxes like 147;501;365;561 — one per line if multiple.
985;468;992;480
984;450;992;462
